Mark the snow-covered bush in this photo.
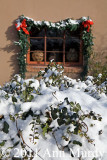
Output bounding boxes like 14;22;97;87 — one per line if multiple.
0;62;107;160
37;61;64;87
84;74;107;99
30;98;102;151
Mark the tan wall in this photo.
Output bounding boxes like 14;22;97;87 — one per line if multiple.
0;0;107;86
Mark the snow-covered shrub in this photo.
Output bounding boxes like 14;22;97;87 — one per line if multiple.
0;99;102;159
0;62;107;160
30;98;102;155
37;61;64;87
84;74;107;99
2;74;40;102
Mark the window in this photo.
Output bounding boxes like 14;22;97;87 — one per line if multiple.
27;27;83;67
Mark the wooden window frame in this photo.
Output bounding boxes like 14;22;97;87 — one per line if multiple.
26;29;83;67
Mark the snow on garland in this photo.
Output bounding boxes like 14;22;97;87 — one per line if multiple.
15;16;93;32
15;15;94;78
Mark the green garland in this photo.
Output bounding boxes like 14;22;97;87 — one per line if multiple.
81;29;94;79
15;15;94;79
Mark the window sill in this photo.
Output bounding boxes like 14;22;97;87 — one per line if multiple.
26;65;83;73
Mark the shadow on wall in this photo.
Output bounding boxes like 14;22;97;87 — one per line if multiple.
0;19;20;79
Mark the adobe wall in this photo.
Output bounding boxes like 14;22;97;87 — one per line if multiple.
0;0;107;86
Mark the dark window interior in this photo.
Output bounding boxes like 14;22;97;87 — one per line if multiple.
28;27;82;65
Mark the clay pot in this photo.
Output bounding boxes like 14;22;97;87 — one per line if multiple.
66;48;79;62
32;51;44;61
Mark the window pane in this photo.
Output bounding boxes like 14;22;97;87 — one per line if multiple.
30;38;44;62
46;52;63;62
30;28;45;37
65;37;80;62
47;28;64;37
47;39;63;51
30;38;44;51
66;29;81;38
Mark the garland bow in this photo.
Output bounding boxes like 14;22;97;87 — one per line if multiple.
15;19;29;35
82;20;94;32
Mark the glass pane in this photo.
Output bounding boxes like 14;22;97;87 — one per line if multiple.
30;38;44;51
66;29;81;38
65;37;80;62
47;28;64;37
30;51;44;62
46;52;63;62
30;38;44;62
47;39;63;51
30;28;45;37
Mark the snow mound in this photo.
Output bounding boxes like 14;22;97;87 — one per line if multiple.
0;63;107;160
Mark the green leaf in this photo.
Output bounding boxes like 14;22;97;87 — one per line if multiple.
64;97;69;104
12;96;17;103
51;108;58;120
73;126;79;134
13;141;20;147
0;141;5;146
34;136;39;139
28;95;34;102
72;113;79;119
73;140;82;146
36;117;41;124
70;101;74;107
5;94;9;100
76;103;81;110
73;103;81;113
92;116;97;120
98;117;102;121
62;107;67;114
22;109;33;120
42;123;49;136
9;115;15;122
3;121;9;134
92;158;96;160
57;118;65;126
65;117;72;125
80;115;86;121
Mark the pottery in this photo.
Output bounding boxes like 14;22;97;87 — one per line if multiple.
32;51;44;61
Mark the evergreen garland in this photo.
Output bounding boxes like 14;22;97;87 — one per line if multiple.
15;15;94;79
15;32;29;78
81;29;94;79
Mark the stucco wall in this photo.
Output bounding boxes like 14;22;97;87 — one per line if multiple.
0;0;107;86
